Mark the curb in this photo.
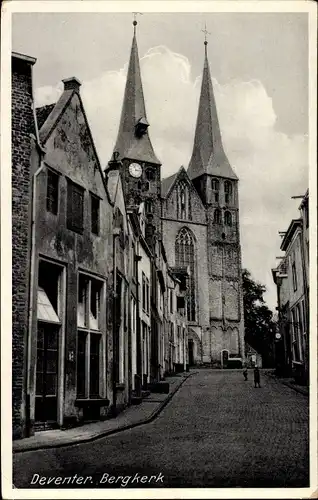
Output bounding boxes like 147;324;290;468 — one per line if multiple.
13;372;194;454
265;372;309;397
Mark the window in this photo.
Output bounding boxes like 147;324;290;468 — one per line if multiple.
46;169;59;215
145;199;154;214
292;261;297;291
177;181;191;220
212;178;219;203
213;209;221;225
67;180;84;233
224;211;232;226
142;272;150;313
77;274;103;398
90;194;100;235
145;168;155;181
175;228;196;322
36;260;63;423
170;289;174;313
224;181;233;204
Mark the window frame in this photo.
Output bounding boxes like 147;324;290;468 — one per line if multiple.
224;181;233;205
67;179;85;234
76;273;104;399
90;193;100;236
46;168;59;215
292;261;298;291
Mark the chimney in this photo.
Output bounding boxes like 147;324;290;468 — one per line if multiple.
62;77;82;93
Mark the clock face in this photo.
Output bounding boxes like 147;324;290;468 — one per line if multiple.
129;162;142;178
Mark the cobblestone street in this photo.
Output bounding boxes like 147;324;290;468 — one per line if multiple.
13;370;309;489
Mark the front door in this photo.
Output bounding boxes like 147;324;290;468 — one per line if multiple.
35;322;59;429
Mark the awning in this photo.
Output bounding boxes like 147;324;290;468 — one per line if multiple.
37;287;60;323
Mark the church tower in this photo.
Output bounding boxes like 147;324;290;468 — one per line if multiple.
188;39;245;364
112;20;161;249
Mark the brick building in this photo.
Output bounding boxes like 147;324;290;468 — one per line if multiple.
113;24;245;367
12;52;37;439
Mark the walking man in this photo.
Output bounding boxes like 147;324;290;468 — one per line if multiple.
254;365;261;388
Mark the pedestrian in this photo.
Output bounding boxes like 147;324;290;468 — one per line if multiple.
243;367;248;381
254;365;261;388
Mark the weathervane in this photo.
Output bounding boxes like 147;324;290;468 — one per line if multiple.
132;12;143;33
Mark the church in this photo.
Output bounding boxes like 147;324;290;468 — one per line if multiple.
113;21;245;367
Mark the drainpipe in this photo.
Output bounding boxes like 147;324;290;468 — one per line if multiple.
26;79;46;436
26;158;45;434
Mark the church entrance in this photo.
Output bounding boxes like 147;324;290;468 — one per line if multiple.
188;339;194;366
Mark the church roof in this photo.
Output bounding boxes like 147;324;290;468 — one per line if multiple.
161;171;179;198
113;26;160;166
187;44;238;181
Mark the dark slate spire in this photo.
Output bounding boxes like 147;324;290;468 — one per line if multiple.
113;21;160;165
187;40;237;180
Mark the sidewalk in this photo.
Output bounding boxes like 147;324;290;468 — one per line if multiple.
265;370;309;396
13;372;192;454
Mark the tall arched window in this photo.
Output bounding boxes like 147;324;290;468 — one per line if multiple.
175;228;196;322
213;208;221;225
224;181;233;204
177;181;192;220
224;211;232;226
212;178;220;202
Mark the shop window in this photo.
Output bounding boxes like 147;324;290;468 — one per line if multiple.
77;274;103;398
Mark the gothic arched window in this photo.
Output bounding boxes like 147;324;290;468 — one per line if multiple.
177;181;192;220
213;209;221;225
212;178;220;203
175;228;196;322
224;181;233;204
224;211;232;226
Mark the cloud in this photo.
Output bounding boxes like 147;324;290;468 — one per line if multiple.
34;45;308;309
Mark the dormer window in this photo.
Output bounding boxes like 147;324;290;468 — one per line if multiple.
135;117;149;137
224;181;233;204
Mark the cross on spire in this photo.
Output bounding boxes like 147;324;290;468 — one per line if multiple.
132;12;143;33
201;23;211;54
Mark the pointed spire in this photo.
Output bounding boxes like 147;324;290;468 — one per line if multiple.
113;20;160;165
188;39;237;180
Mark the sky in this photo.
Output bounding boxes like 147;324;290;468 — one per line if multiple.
12;10;309;310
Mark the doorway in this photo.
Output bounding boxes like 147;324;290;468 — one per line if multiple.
35;322;59;427
188;339;194;366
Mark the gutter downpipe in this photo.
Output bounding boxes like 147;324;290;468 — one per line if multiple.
26;71;46;436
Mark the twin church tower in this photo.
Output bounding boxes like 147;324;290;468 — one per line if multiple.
113;21;245;364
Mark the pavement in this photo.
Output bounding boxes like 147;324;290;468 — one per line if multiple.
264;369;309;396
13;369;309;489
13;372;192;453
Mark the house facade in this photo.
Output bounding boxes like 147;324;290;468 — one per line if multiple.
272;191;309;384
